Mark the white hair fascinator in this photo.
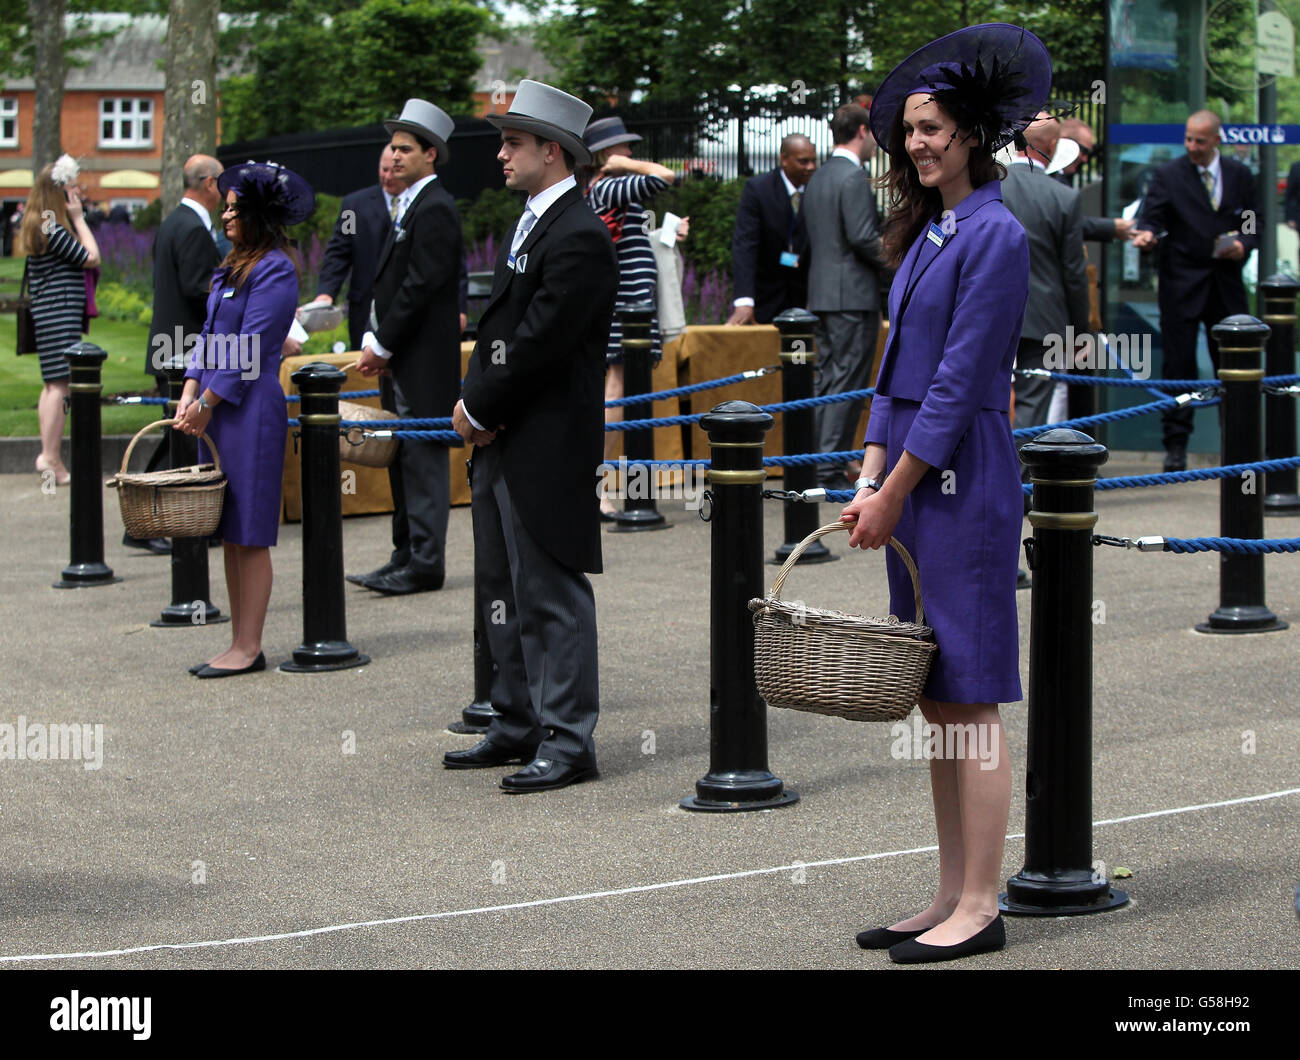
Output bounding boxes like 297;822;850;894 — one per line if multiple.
50;154;80;186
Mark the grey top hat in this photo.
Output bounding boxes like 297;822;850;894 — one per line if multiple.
584;116;642;154
385;98;454;165
485;80;593;165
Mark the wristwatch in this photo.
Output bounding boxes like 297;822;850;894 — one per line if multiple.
853;476;883;493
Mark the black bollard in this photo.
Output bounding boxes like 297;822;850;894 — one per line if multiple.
151;366;226;626
1002;428;1128;916
1260;274;1300;515
1196;315;1287;634
681;400;798;813
281;363;370;672
54;342;119;589
612;301;668;532
773;308;833;565
447;582;501;735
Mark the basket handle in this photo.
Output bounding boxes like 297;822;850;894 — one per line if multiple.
768;521;926;626
119;418;221;476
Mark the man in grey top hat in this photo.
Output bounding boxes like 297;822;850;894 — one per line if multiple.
446;80;618;793
354;99;465;595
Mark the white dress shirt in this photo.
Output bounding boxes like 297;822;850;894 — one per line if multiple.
364;174;440;360
179;194;214;236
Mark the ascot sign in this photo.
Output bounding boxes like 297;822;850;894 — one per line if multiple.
1222;124;1290;145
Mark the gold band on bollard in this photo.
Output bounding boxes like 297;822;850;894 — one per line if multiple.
1027;510;1098;530
1030;477;1097;488
710;440;768;448
298;413;341;425
1214;347;1265;354
68;383;102;393
620;339;653;349
1217;368;1265;381
707;469;767;485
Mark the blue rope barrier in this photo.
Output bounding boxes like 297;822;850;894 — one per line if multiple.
342;417;453;429
1011;395;1219;439
607;387;876;431
1163;537;1300;554
606;365;780;408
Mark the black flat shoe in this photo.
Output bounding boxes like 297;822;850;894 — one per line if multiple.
123;533;171;555
599;509;618;523
500;757;598;793
442;739;538;770
888;915;1006;964
856;926;926;950
193;652;266;679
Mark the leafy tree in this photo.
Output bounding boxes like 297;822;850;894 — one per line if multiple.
218;0;496;143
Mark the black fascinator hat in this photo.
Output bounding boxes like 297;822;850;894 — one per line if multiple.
869;24;1053;155
217;160;316;227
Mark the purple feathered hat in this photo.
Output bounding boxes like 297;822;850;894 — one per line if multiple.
217;160;316;227
869;23;1053;155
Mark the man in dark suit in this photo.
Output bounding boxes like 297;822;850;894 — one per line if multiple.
354;99;465;594
1134;110;1258;470
726;134;815;325
803;103;885;487
1285;159;1300;232
1001;113;1091;442
446;80;617;793
135;154;224;550
312;145;403;352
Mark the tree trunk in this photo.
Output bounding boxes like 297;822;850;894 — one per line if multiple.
161;0;220;213
28;0;67;174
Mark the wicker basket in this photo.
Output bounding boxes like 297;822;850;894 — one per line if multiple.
339;400;398;468
749;522;937;722
107;419;226;539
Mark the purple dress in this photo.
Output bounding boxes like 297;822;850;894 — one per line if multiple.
864;182;1028;705
185;250;297;547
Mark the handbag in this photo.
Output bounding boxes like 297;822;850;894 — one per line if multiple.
16;258;37;355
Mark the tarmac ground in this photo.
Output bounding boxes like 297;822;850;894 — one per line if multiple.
0;449;1298;973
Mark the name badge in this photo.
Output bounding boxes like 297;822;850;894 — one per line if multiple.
221;287;235;299
927;222;947;247
779;251;800;268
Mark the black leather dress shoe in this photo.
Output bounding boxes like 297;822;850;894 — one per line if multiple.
888;915;1006;964
347;559;400;586
443;739;538;770
364;566;445;595
855;926;926;950
500;757;598;793
193;652;266;679
123;533;171;555
1163;445;1187;472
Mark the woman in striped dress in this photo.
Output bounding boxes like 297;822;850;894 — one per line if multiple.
16;158;101;485
581;117;689;518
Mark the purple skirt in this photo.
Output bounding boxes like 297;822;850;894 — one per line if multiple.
875;396;1023;705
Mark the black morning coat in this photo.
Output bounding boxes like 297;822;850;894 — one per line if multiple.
370;177;465;419
461;184;618;574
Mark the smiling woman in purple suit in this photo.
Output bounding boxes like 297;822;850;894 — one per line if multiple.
174;161;314;679
837;25;1052;965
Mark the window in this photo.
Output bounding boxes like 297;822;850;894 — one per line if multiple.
0;98;17;149
99;98;153;148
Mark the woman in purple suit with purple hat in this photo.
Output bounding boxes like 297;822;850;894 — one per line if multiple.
838;25;1052;963
175;161;314;678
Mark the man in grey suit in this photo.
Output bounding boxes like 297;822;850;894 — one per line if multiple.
802;103;886;487
1000;114;1090;444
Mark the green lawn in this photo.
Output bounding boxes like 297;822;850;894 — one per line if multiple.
0;313;161;437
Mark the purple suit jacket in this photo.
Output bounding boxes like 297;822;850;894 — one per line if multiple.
867;180;1029;469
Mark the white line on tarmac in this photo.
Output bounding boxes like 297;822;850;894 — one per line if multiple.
2;785;1296;964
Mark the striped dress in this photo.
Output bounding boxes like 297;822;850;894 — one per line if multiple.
586;172;669;365
28;222;88;381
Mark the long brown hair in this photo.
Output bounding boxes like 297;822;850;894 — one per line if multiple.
875;101;1005;267
217;193;291;291
15;164;70;256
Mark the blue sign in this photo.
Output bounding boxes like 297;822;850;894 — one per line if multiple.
1110;123;1300;145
